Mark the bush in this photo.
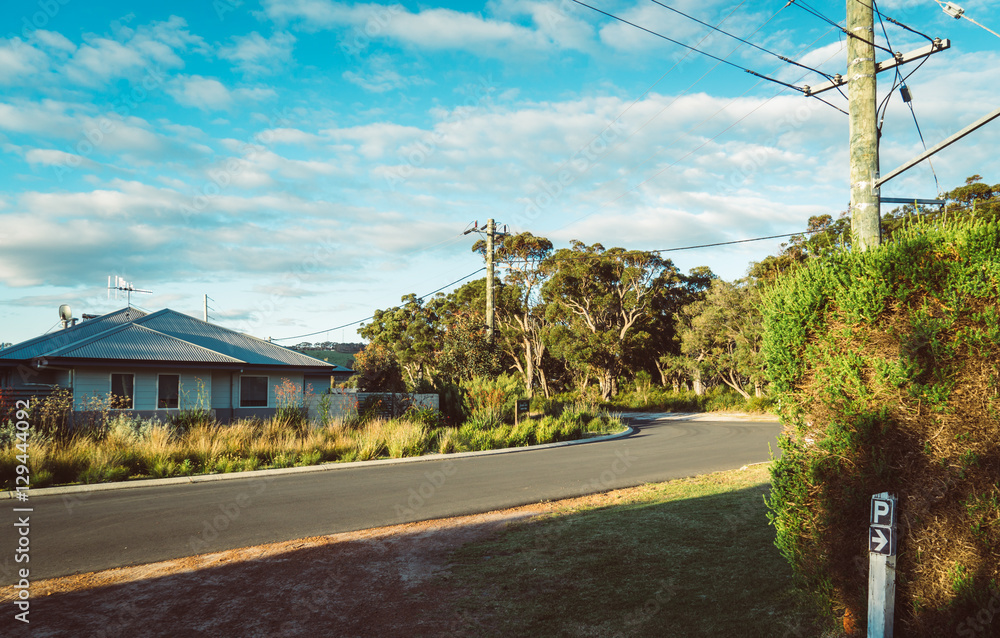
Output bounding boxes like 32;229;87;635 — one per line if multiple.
763;217;1000;636
461;374;525;429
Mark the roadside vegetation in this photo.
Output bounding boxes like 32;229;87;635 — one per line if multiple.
433;464;836;637
0;376;623;490
349;176;999;418
764;213;1000;637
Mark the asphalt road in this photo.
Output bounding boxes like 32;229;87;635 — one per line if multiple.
0;415;781;584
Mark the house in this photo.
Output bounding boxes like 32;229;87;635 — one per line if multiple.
0;307;353;422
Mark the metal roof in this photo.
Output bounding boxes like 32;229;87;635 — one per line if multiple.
135;310;335;367
0;307;338;371
45;324;245;363
0;308;147;360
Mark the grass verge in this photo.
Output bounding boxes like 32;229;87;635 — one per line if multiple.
433;464;838;637
1;406;625;490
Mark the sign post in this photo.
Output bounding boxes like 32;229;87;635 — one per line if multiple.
868;492;897;638
515;399;530;426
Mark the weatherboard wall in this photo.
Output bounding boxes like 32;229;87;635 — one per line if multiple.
72;368;214;412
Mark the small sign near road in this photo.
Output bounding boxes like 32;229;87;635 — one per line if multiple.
871;496;895;529
868;491;898;638
516;399;530;414
870;526;895;556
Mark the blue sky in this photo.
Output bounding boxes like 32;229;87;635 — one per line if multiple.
1;0;999;345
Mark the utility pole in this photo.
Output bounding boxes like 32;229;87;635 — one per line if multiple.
464;219;507;341
847;0;880;251
485;218;496;339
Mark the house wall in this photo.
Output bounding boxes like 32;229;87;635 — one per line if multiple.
73;367;214;412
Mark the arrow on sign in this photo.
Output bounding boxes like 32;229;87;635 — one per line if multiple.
871;527;889;554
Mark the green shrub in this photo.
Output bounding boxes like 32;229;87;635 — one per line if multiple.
763;217;1000;636
461;374;525;429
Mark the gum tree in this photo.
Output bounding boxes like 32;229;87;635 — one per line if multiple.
541;242;678;400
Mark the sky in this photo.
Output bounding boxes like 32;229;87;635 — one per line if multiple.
1;0;999;346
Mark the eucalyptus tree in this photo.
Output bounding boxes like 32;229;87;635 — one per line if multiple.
358;293;440;389
473;232;555;398
541;241;679;400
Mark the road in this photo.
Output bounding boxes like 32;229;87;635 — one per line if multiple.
0;414;781;584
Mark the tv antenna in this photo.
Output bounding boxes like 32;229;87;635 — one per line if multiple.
108;275;152;307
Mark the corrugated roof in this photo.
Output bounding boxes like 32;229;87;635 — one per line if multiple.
135;310;334;367
46;324;245;363
0;307;338;370
0;308;147;360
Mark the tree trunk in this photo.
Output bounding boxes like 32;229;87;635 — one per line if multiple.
721;370;751;400
754;380;763;398
693;367;703;396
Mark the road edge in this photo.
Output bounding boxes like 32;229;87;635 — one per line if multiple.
2;426;635;499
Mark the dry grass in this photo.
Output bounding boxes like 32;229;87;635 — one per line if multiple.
2;410;626;489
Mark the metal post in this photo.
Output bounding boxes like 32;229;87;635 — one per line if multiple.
847;0;881;250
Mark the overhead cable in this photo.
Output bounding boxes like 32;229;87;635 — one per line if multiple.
568;0;806;93
648;0;847;99
272;267;486;342
790;0;895;55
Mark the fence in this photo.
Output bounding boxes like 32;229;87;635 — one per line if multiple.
306;391;439;422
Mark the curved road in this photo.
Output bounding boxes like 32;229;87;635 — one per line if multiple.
1;414;780;584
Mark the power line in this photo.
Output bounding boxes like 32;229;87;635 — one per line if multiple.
272;267;486;342
648;0;848;99
932;0;1000;39
497;228;832;267
568;0;806;94
791;0;894;55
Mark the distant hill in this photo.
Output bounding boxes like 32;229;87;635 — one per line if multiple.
301;350;356;369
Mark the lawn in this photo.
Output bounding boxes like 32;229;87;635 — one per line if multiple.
433;464;839;637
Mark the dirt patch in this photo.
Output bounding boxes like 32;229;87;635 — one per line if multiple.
0;489;652;637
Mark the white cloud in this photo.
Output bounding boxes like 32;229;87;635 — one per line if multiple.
218;31;297;75
31;30;76;54
60;16;205;86
25;148;99;169
0;38;49;83
342;54;430;93
234;87;278;101
167;75;233;110
262;0;561;55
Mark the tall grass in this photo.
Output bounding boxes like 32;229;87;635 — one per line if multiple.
1;408;625;490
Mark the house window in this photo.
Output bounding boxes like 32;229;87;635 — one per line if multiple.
240;376;268;407
110;373;134;409
158;375;180;409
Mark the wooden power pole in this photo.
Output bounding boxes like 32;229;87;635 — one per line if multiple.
847;0;881;251
485;218;496;340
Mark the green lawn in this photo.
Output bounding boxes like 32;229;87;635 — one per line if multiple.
431;465;838;637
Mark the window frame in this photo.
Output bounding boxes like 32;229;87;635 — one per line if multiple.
110;373;135;410
239;375;269;408
157;374;180;410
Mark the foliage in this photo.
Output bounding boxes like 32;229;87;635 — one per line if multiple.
273;377;308;433
350;341;406;392
541;241;680;400
678;279;766;399
358;294;440;388
763;215;1000;636
0;400;625;489
460;374;524;429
